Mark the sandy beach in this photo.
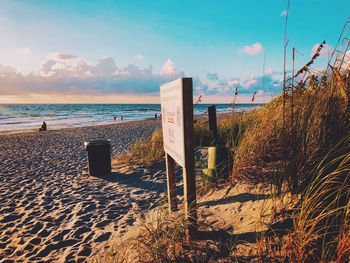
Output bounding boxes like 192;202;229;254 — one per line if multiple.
0;120;167;262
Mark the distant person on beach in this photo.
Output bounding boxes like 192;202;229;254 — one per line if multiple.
154;113;157;120
121;116;124;123
113;116;116;122
39;121;47;131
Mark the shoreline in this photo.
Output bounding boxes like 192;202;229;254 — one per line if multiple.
0;118;158;137
0;110;239;136
0;103;261;136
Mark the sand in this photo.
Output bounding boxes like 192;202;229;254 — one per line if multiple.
111;178;297;261
0;120;169;262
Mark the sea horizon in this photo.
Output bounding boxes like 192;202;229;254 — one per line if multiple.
0;103;262;133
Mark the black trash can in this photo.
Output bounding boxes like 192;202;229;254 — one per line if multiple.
84;140;111;176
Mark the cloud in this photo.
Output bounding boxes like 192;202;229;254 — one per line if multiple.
160;59;179;76
243;43;263;56
194;73;281;96
93;57;117;76
0;54;185;96
206;72;219;81
54;53;76;60
16;48;32;55
242;75;281;94
0;52;282;99
134;54;144;60
39;52;91;77
266;68;276;76
280;10;288;17
0;64;17;75
241;77;258;89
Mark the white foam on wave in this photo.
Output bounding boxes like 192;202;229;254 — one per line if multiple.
0;104;260;133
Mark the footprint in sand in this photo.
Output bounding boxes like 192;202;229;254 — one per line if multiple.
36;239;80;258
2;222;15;230
94;232;111;243
73;226;91;239
82;232;94;243
1;213;23;223
23;243;34;251
95;220;110;229
1;207;15;214
29;222;44;235
37;229;50;238
29;237;42;246
77;245;92;258
21;215;34;225
52;229;70;242
0;241;8;249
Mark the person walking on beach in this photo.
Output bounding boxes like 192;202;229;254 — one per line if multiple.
121;116;124;123
113;116;116;122
155;113;158;120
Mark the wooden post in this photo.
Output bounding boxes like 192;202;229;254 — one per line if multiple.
182;78;197;238
208;105;218;143
166;153;177;212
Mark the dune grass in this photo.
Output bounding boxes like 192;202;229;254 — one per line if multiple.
234;73;350;193
115;114;250;178
115;128;164;166
230;71;349;261
287;135;350;262
100;207;230;263
111;69;350;262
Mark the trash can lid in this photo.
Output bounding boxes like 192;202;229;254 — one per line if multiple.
84;139;110;149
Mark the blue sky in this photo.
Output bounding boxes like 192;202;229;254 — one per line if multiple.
0;0;349;103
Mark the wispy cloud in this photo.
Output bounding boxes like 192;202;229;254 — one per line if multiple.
206;72;219;81
134;54;144;60
16;48;32;55
241;77;258;89
195;72;281;96
243;42;263;56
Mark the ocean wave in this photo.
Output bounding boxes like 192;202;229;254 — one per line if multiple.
0;104;261;132
122;108;159;112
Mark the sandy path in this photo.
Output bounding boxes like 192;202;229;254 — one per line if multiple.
0;120;167;262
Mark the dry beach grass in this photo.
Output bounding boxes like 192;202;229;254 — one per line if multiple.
104;70;350;262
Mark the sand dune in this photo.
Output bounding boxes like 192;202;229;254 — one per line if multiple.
0;120;167;262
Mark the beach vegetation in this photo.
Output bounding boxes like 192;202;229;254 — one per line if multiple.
111;65;350;262
114;128;164;166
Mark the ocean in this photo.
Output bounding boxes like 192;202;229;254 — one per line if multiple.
0;104;261;133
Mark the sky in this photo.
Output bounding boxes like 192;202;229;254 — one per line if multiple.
0;0;349;103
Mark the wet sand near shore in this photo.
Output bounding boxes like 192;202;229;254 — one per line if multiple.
0;120;167;262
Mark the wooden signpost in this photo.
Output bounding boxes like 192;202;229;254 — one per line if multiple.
160;77;197;238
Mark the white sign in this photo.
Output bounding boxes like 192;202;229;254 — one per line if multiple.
160;78;186;167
